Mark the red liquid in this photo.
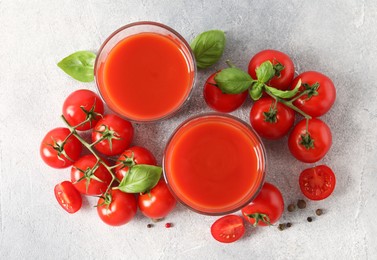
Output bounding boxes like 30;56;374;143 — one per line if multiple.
96;33;194;121
164;115;265;214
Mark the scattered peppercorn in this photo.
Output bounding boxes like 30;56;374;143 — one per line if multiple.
307;217;313;222
165;223;172;228
286;222;292;228
297;199;307;209
287;204;296;212
278;223;286;231
147;224;153;228
316;209;323;216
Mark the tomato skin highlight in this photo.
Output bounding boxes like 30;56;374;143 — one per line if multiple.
288;118;332;163
62;89;104;131
291;71;336;117
70;155;112;196
97;190;137;226
250;97;295;139
211;215;245;243
248;49;295;90
40;127;82;169
92;114;134;156
54;181;82;213
203;72;248;113
138;180;176;219
299;165;336;200
115;146;157;182
242;182;284;226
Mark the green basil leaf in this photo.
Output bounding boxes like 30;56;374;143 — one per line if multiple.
57;51;96;82
265;79;302;99
249;82;264;101
214;68;253;94
118;165;162;193
190;30;225;69
256;61;275;83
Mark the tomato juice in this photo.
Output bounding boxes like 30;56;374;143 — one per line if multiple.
163;114;266;215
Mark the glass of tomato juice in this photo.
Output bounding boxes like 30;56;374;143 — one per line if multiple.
95;21;196;122
163;113;266;215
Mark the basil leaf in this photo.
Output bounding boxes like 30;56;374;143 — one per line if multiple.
214;68;253;94
256;61;275;83
265;79;302;99
249;82;264;101
190;30;225;69
57;51;96;82
118;165;162;193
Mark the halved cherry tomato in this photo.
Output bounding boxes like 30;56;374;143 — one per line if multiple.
242;182;284;226
299;165;336;200
204;72;248;113
54;181;82;213
62;89;104;131
115;146;157;182
211;215;245;243
92;114;134;156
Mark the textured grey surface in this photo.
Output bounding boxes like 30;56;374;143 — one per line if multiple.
1;0;377;259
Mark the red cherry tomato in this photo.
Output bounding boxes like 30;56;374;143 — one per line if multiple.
62;89;104;131
290;71;336;117
248;50;295;90
92;114;134;156
249;97;295;139
40;127;82;168
299;165;336;200
54;181;82;213
242;182;284;226
97;190;137;226
138;180;176;219
211;215;245;243
288;118;332;163
71;155;112;195
115;146;157;182
203;72;248;113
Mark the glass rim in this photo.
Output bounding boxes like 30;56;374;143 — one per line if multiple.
162;112;267;216
94;21;197;123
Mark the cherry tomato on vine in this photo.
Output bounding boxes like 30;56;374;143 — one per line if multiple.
249;97;295;139
40;127;82;168
138;180;176;219
71;155;112;195
299;165;336;200
248;50;295;90
211;215;245;243
97;189;137;226
203;72;248;113
288;118;332;163
241;182;284;226
290;71;336;117
115;146;157;182
62;89;104;131
54;181;82;213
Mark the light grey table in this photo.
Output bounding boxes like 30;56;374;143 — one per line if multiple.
1;0;376;259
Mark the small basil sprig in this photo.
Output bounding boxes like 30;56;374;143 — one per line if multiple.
214;68;253;94
265;79;302;99
190;30;225;69
256;61;275;83
118;165;162;193
57;51;96;82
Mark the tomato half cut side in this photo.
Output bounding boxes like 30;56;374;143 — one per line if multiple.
211;215;245;243
54;181;82;214
299;165;336;200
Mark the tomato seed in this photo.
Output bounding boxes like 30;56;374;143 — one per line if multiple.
287;204;296;212
307;217;313;222
297;199;306;209
316;209;323;216
165;223;172;228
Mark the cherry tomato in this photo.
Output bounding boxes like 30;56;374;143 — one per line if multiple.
299;165;336;200
242;182;284;226
97;190;137;226
54;181;82;213
249;97;295;139
248;49;294;90
203;72;248;113
40;127;82;168
62;89;104;131
291;71;336;117
115;146;157;182
138;180;176;219
71;155;112;195
92;114;134;156
211;215;245;243
288;118;332;163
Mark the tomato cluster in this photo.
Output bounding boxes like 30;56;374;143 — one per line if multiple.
40;89;176;225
